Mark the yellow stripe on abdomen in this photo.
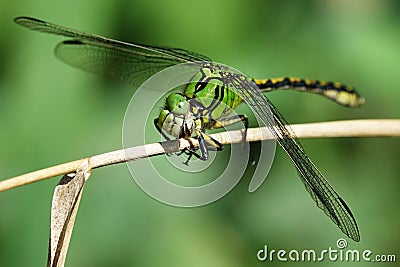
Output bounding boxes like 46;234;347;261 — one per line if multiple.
253;77;365;108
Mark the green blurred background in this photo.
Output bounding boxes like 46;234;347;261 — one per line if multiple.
1;0;399;266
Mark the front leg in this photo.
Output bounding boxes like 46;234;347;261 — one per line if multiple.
177;132;222;164
178;148;201;165
155;118;209;163
196;129;223;161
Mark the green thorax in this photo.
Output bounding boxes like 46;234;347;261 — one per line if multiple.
183;64;245;121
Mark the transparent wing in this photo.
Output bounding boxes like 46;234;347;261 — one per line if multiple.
54;40;183;87
226;70;360;242
14;16;211;85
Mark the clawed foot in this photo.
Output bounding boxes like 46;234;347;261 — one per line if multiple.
178;148;202;165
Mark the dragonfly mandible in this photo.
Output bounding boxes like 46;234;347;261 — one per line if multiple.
14;16;364;242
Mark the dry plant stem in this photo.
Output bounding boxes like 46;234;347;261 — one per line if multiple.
47;159;91;267
1;119;399;193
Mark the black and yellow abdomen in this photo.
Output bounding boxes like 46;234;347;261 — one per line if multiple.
253;77;365;107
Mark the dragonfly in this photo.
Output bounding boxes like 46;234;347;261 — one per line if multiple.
15;16;364;242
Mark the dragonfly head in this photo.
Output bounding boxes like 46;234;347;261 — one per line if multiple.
157;93;194;138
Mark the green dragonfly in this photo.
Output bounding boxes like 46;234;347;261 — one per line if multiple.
15;16;364;242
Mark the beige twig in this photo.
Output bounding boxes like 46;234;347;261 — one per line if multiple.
1;119;399;193
47;159;91;267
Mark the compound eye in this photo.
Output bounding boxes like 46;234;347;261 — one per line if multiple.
174;101;188;115
166;93;188;115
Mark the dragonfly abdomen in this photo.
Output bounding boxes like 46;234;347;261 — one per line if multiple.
253;77;365;107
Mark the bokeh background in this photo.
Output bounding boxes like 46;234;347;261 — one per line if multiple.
0;0;399;266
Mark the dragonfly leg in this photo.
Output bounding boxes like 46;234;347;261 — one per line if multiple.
201;130;223;151
192;129;224;161
212;114;248;146
178;132;222;165
198;131;209;160
154;118;212;164
179;147;201;165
